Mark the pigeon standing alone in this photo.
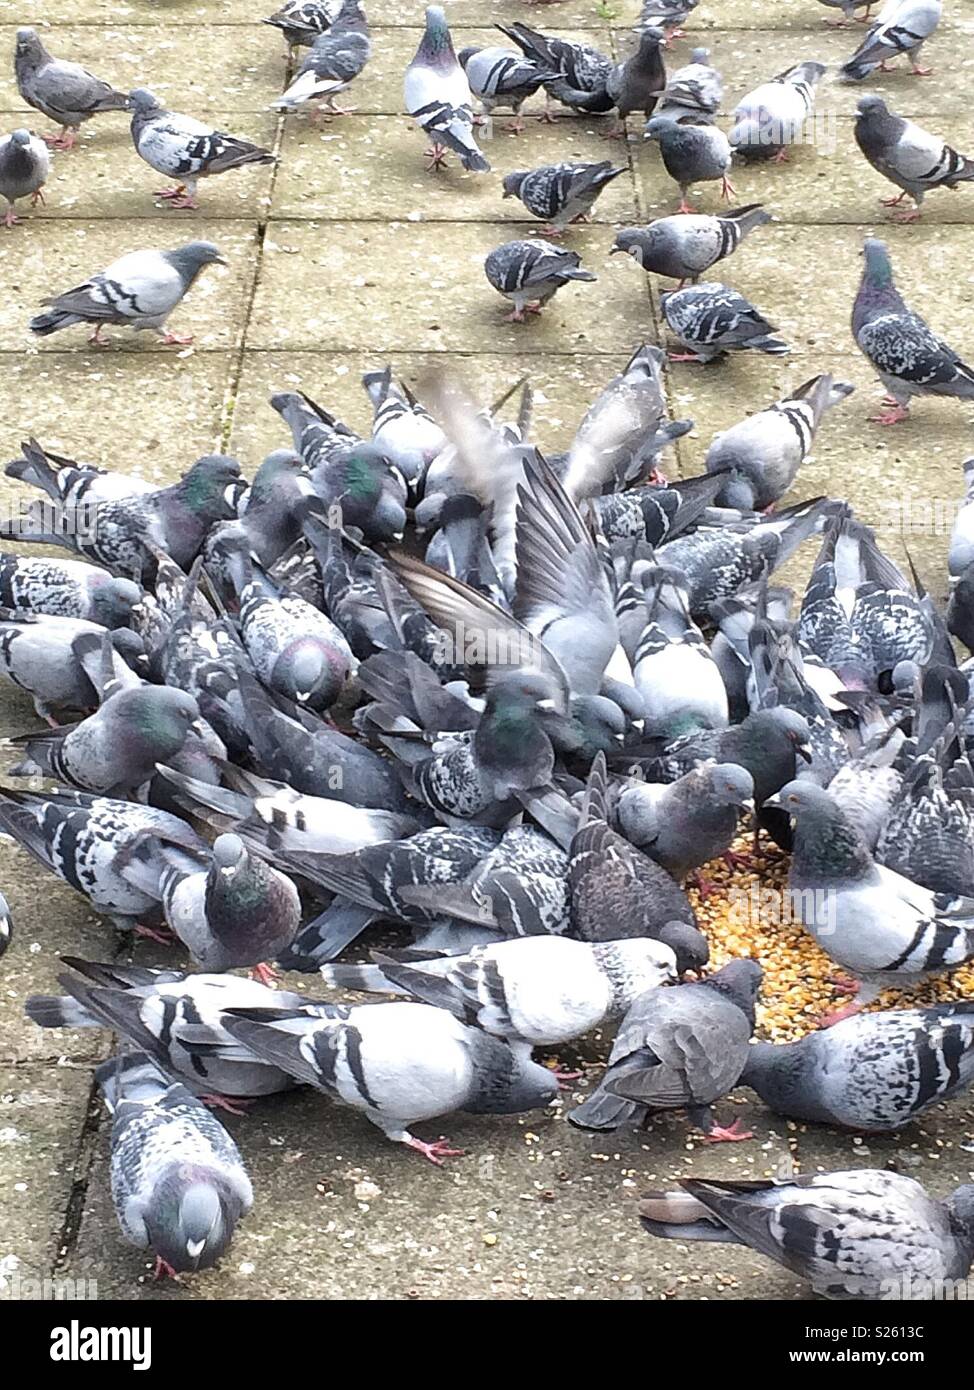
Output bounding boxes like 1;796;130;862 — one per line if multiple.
14;27;128;151
405;6;489;173
502;162;625;236
644;116;735;212
0;128;49;227
840;0;941;79
854;95;974;222
129;90;274;210
611;205;771;285
484;239;596;321
29;241;226;346
661;281;789;361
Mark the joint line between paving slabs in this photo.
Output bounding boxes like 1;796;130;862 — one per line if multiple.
49;1068;104;1280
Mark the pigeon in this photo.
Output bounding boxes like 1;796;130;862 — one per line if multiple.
638;0;698;38
569;958;763;1136
0;554;142;628
7;684;202;795
0;787;206;932
853;238;974;424
765;779;974;1010
817;0;878;19
27;959;314;1099
96;1051;253;1277
705;374;855;510
263;0;342;50
129;90;274;209
14;27;128;151
501;162;625;236
457;45;554;133
6;438;156;510
29;241;226;347
615;763;755;882
949;458;974;579
840;0;941;79
612;205;771;286
204;450;316;585
0;892;11;959
661;281;788;361
362;368;446;484
496;23;615;118
272;0;370;116
221;1000;559;1162
728;61;826;163
0;128;48;227
0;612;146;721
630;568;729;738
644;116;735;213
741;1003;974;1133
855;95;974;222
161;833;301;974
656;48;722;124
640;1169;974;1299
606;27;666;131
484;239;596;321
405;6;489;173
321;936;678;1047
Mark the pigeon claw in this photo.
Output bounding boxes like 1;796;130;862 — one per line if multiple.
816;1002;864;1029
153;1256;178;1281
720;174;737;200
250;961;279;987
406;1135;465;1165
424;144;448;172
701;1118;753;1144
159;330;195;346
869;403;910;425
198;1093;253;1116
3;207;19;228
880;190;908;206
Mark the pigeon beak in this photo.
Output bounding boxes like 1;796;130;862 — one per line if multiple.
741;797;755;813
608;245;624;254
214;255;228;266
763;792;782;809
796;742;813;763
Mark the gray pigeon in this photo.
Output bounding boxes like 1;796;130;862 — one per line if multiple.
611;205;771;285
29;241;226;346
321;936;678;1047
765;779;974;1010
362;368;446;483
0;554;142;628
484;239;596;321
644;116;734;212
495;23;614;118
656;48;722;124
0;788;206;932
96;1051;253;1277
705;373;855;510
615;762;755;882
661;281;789;361
569;958;763;1136
0;128;48;227
640;1169;974;1299
221;1000;559;1162
7;684;202;795
405;6;489;172
161;833;301;975
949;458;974;579
14;27;128;150
0;892;11;959
272;0;370;115
458;45;554;133
855;95;974;222
129;90;274;209
502;162;625;235
638;0;698;35
0;612;145;721
741;1002;974;1133
6;438;156;509
840;0;941;80
630;567;729;738
729;61;826;163
605;27;666;131
263;0;342;51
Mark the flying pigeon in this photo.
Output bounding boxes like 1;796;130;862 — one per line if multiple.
611;205;771;285
484;239;596;321
502;162;625;236
129;89;274;209
14;27;128;150
0;128;48;227
405;6;489;172
29;241;226;346
855;95;974;222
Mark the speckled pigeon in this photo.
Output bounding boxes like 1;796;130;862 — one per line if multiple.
484;239;596;321
661;281;788;361
129;89;273;209
502;161;624;235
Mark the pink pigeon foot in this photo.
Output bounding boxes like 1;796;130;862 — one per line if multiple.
424;144;448;171
3;207;18;228
541;224;565;237
153;1256;178;1280
133;922;175;943
825;974;860;996
198;1094;253;1116
506;117;525;134
159;330;195;346
891;206;922;222
881;190;908;206
869;403;910;425
505;306;526;322
720;174;737;200
250;961;279;986
44;128;76;150
30;187;46;208
406;1135;465;1166
677;197;697;214
816;1001;864;1028
155;185;188;200
647;467;668;485
772;147;789;163
692;871;717;899
667;350;702;362
910;63;933;76
701;1118;753;1143
723;848;755;870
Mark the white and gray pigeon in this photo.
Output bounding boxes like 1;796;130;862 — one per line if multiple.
741;1002;974;1133
569;958;763;1137
484;239;596;321
614;762;754;881
457;44;554;133
729;61;826;163
263;0;342;51
656;48;722;124
705;373;855;510
0;554;142;628
221;999;559;1162
129;89;274;209
765;779;974;1011
14;27;128;150
638;0;698;36
0;612;145;721
0;128;48;227
362;367;446;484
852;238;974;423
644;116;734;212
502;161;625;235
321;936;678;1047
273;0;370;115
6;437;156;509
29;241;225;346
640;1169;974;1299
840;0;941;79
611;204;771;285
949;457;974;579
405;6;489;172
96;1051;253;1277
630;567;729;738
855;94;974;222
661;281;788;361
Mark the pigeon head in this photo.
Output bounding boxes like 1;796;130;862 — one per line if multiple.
164;241;227;288
213;833;246;873
336;445;407;539
759;708;813;763
638;25;666;47
706;763;755;810
947;1187;974;1255
421;6;456;64
10;129;31;147
861;237;894;287
765;779;875;883
145;1170;239;1273
856;94;888;119
644;115;679;141
611;227;651;262
554;694;626;759
502;171;529;199
128;87;162;112
0;891;11;959
15;28;46;64
90;577;143;630
121;685;200;752
437;491;483;527
716;467;757;511
109;626;148;666
656;920;710;974
699;957;762;1024
278;640;346;709
689;46;710;63
178;453;242;515
457;45;480;68
595;938;679;1009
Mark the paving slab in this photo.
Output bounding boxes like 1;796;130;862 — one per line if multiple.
249;219;651;352
272;113;638;223
0;219;258;352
